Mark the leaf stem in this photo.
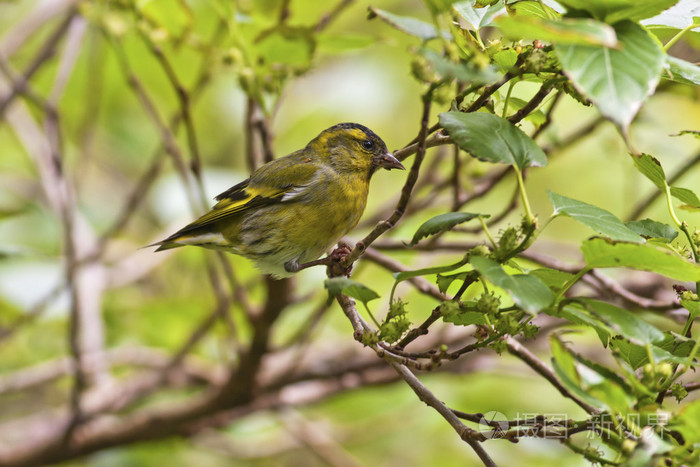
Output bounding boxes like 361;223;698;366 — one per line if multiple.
502;80;515;119
364;302;382;329
664;23;696;51
664;182;699;264
513;166;534;226
479;215;497;248
664;182;683;228
554;267;590;302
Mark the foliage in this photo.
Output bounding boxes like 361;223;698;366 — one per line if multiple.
1;0;700;466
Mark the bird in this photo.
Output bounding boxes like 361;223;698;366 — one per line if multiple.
151;123;405;278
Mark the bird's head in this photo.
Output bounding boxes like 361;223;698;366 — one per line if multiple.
309;123;404;177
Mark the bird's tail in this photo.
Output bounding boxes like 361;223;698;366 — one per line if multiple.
145;228;192;252
143;238;184;251
152;241;183;252
146;226;229;252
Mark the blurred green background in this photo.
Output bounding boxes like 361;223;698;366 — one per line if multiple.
0;0;699;465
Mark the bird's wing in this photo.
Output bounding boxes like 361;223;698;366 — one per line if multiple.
182;162;319;231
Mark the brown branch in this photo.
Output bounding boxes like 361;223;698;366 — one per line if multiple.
0;11;76;117
505;337;597;414
390;364;497;467
0;347;398;466
278;408;362;467
244;97;264;170
506;81;554;124
451;144;463;211
314;0;356;32
334;292;497;465
588;270;677;311
105;33;199;214
392;132;451;162
456;166;511;208
0;346;223;395
531;91;561;140
0;0;78;58
343;90;434;267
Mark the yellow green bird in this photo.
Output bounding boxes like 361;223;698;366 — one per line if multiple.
152;123;404;277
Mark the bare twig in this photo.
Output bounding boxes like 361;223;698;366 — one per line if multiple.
506;337;597;414
314;0;356;32
0;11;76;117
507;81;555;124
390;364;497;467
343;90;434;267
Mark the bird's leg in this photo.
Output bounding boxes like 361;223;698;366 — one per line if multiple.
285;257;329;273
285;243;354;277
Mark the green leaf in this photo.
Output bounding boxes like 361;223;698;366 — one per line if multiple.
257;29;315;66
492;49;519;73
548;190;643;243
552;335;636;412
555;305;612;346
657;332;696;359
509;0;560;20
391;257;472;301
555;0;678;23
611;338;689;369
642;0;700;31
496;16;617;46
670;186;700;208
664;56;700;86
529;268;575;291
551;336;606;409
368;7;448;41
138;0;192;38
452;0;505;30
581;237;700;281
625;219;678;242
632;153;666;189
578;298;665;345
680;299;700;319
410;212;485;246
556;21;665;131
418;48;501;84
571;351;640;401
393;261;469;284
436;272;470;294
672;399;700;445
439;111;548;169
471;256;553;314
550;335;580;385
324;278;379;305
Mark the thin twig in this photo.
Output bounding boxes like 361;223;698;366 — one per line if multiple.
343;90;434;267
314;0;356;32
391;364;497;467
506;337;597;414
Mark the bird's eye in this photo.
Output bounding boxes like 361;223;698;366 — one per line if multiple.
362;139;374;150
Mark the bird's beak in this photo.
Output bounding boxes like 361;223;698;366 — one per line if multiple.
376;152;405;170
